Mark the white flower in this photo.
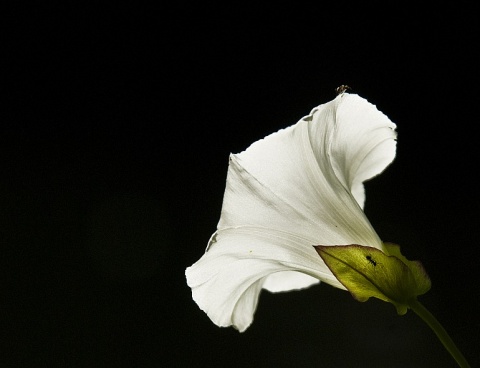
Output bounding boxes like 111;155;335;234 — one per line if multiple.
185;93;397;332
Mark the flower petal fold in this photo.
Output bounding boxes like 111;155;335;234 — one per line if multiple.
186;227;343;332
186;94;397;331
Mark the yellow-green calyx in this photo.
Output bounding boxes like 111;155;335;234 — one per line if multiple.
314;243;431;314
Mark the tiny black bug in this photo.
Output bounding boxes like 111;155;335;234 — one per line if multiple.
335;85;351;95
366;255;377;266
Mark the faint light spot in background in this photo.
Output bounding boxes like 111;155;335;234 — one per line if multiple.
86;193;170;281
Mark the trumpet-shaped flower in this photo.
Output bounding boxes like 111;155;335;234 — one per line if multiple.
186;93;398;332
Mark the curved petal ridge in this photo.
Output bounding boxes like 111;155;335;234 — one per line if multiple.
327;94;397;206
301;114;383;248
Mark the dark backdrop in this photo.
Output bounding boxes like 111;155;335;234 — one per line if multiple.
2;4;479;367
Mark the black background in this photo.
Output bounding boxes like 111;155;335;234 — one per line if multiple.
2;4;479;367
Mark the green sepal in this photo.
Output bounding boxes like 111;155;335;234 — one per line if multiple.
314;244;431;315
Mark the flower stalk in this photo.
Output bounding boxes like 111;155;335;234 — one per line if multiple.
408;299;471;368
316;243;470;367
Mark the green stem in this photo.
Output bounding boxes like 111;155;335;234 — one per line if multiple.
409;299;470;368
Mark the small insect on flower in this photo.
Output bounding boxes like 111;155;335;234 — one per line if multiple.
366;255;377;267
335;85;351;95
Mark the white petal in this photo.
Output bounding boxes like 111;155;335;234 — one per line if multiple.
323;94;397;208
222;94;396;248
186;227;343;332
186;93;397;331
262;270;319;293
